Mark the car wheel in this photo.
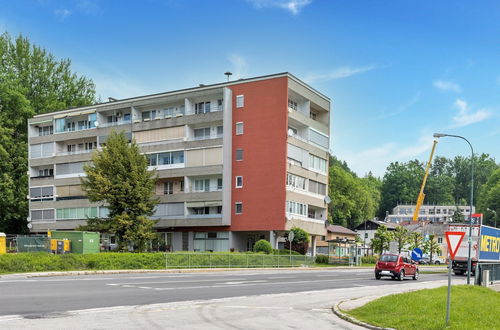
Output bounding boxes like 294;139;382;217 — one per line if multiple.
454;271;464;276
375;273;381;280
398;270;405;281
435;261;440;265
413;270;419;280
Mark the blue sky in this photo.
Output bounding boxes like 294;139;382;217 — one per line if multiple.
1;0;499;176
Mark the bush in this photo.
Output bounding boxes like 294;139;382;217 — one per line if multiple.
315;254;329;264
272;249;301;255
253;240;273;254
361;255;378;264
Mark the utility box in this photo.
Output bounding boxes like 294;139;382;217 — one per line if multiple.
17;236;51;252
0;233;6;254
50;231;100;254
50;239;71;254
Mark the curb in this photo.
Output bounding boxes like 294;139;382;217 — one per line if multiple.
332;300;395;330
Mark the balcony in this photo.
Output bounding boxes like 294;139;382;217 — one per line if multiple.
98;119;132;128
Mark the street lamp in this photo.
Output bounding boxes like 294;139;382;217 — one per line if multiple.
433;133;474;284
487;208;497;228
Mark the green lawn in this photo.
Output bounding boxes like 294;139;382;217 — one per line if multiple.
347;285;500;330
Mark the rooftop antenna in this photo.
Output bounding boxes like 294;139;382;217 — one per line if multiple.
224;72;232;82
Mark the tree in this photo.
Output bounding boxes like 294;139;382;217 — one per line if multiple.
478;167;500;227
423;234;441;264
0;33;96;234
254;239;273;254
80;130;158;252
285;227;309;255
329;160;379;229
370;225;392;255
392;226;409;253
408;232;423;250
451;205;465;223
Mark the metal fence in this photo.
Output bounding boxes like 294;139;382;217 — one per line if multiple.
164;253;314;269
476;263;500;285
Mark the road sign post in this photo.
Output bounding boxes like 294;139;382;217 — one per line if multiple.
411;248;423;262
288;231;295;263
444;231;466;325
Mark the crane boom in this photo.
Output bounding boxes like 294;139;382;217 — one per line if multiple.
412;139;439;221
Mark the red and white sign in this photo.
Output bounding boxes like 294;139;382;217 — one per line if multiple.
445;231;465;260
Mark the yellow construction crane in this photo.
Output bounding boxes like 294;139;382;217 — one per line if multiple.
412;139;439;221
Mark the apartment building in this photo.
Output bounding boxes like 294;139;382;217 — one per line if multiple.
27;73;330;253
387;204;476;223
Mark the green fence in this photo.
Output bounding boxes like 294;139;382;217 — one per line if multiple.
164;253;314;269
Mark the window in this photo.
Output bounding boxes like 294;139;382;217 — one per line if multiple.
194;127;211;140
217;126;223;137
164;182;173;195
235;148;243;161
30;209;55;222
194;179;210;192
147;154;158;166
217;99;223;111
309;180;326;195
153;203;184;217
286;173;306;190
180;181;184;192
235;122;244;135
286;200;307;216
438;237;443;244
38;126;53;136
195;101;211;114
309;128;329;149
310;112;317;120
235;202;243;214
193;231;229;252
236;176;243;188
37;168;54;177
236;95;244;108
148;151;184;167
308;209;315;219
29;186;54;200
30;143;54;158
288;99;297;110
365;233;368;238
56;162;85;177
67;144;76;153
309;154;327;174
56;207;98;220
142;111;150;121
217;178;223;190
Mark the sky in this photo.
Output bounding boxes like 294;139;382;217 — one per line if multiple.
1;0;499;177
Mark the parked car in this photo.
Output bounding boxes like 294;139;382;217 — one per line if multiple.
419;257;430;265
375;253;419;281
432;256;446;265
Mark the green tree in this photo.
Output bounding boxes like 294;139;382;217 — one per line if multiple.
370;225;392;254
254;239;273;254
451;205;465;223
0;33;96;234
80;131;158;252
478;168;500;227
423;234;441;264
329;160;379;229
391;226;409;253
408;232;424;250
285;227;309;255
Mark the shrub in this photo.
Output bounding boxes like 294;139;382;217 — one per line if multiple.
315;254;329;264
361;255;378;264
253;240;273;254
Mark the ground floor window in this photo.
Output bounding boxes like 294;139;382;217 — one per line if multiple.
193;232;229;252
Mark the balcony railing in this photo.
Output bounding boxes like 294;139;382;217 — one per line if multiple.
56;149;98;157
98;119;132;128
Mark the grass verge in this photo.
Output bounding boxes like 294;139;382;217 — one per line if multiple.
347;285;500;330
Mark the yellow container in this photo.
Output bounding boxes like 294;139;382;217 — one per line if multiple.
51;239;71;253
0;233;6;254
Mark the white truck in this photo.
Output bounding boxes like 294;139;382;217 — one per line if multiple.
448;224;500;276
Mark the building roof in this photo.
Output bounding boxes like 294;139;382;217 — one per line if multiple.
33;72;330;119
326;225;357;235
353;219;399;231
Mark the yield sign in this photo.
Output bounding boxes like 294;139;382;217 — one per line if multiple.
445;231;465;260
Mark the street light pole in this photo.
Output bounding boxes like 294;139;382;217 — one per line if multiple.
434;133;474;285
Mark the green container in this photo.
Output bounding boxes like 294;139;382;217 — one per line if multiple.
16;236;51;252
50;231;100;254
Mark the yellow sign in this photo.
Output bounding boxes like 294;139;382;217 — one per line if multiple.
0;233;6;254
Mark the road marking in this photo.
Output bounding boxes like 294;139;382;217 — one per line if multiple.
267;276;296;279
106;278;249;286
138;286;153;290
218;280;268;285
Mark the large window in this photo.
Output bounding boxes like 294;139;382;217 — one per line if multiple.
286;173;306;190
194;179;210;192
153;203;184;218
38;125;53;136
147;151;184;167
30;209;55;222
309;128;329;149
194;127;211;140
30;143;54;159
55;113;96;133
195;101;211;114
309;154;327;174
288;99;298;110
29;186;54;201
194;232;229;252
56;162;86;177
56;207;98;220
309;180;327;195
286;200;307;217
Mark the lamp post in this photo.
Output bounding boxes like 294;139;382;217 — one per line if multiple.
433;133;474;284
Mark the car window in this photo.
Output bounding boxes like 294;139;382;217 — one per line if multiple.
379;255;398;262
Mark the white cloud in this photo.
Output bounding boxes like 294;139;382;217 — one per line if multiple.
54;8;72;21
304;65;377;84
433;80;461;93
451;98;491;128
227;54;249;80
247;0;312;15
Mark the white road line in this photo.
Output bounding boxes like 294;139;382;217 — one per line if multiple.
217;280;268;285
267;276;296;279
138;286;153;290
107;278;248;286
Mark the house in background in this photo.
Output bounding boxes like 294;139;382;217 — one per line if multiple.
316;224;357;255
354;219;398;256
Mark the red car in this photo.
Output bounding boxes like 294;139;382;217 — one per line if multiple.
375;254;419;281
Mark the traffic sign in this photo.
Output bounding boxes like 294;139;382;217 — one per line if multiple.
445;231;465;260
411;248;423;261
288;231;295;242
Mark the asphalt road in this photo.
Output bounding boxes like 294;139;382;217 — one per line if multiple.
0;268;448;318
